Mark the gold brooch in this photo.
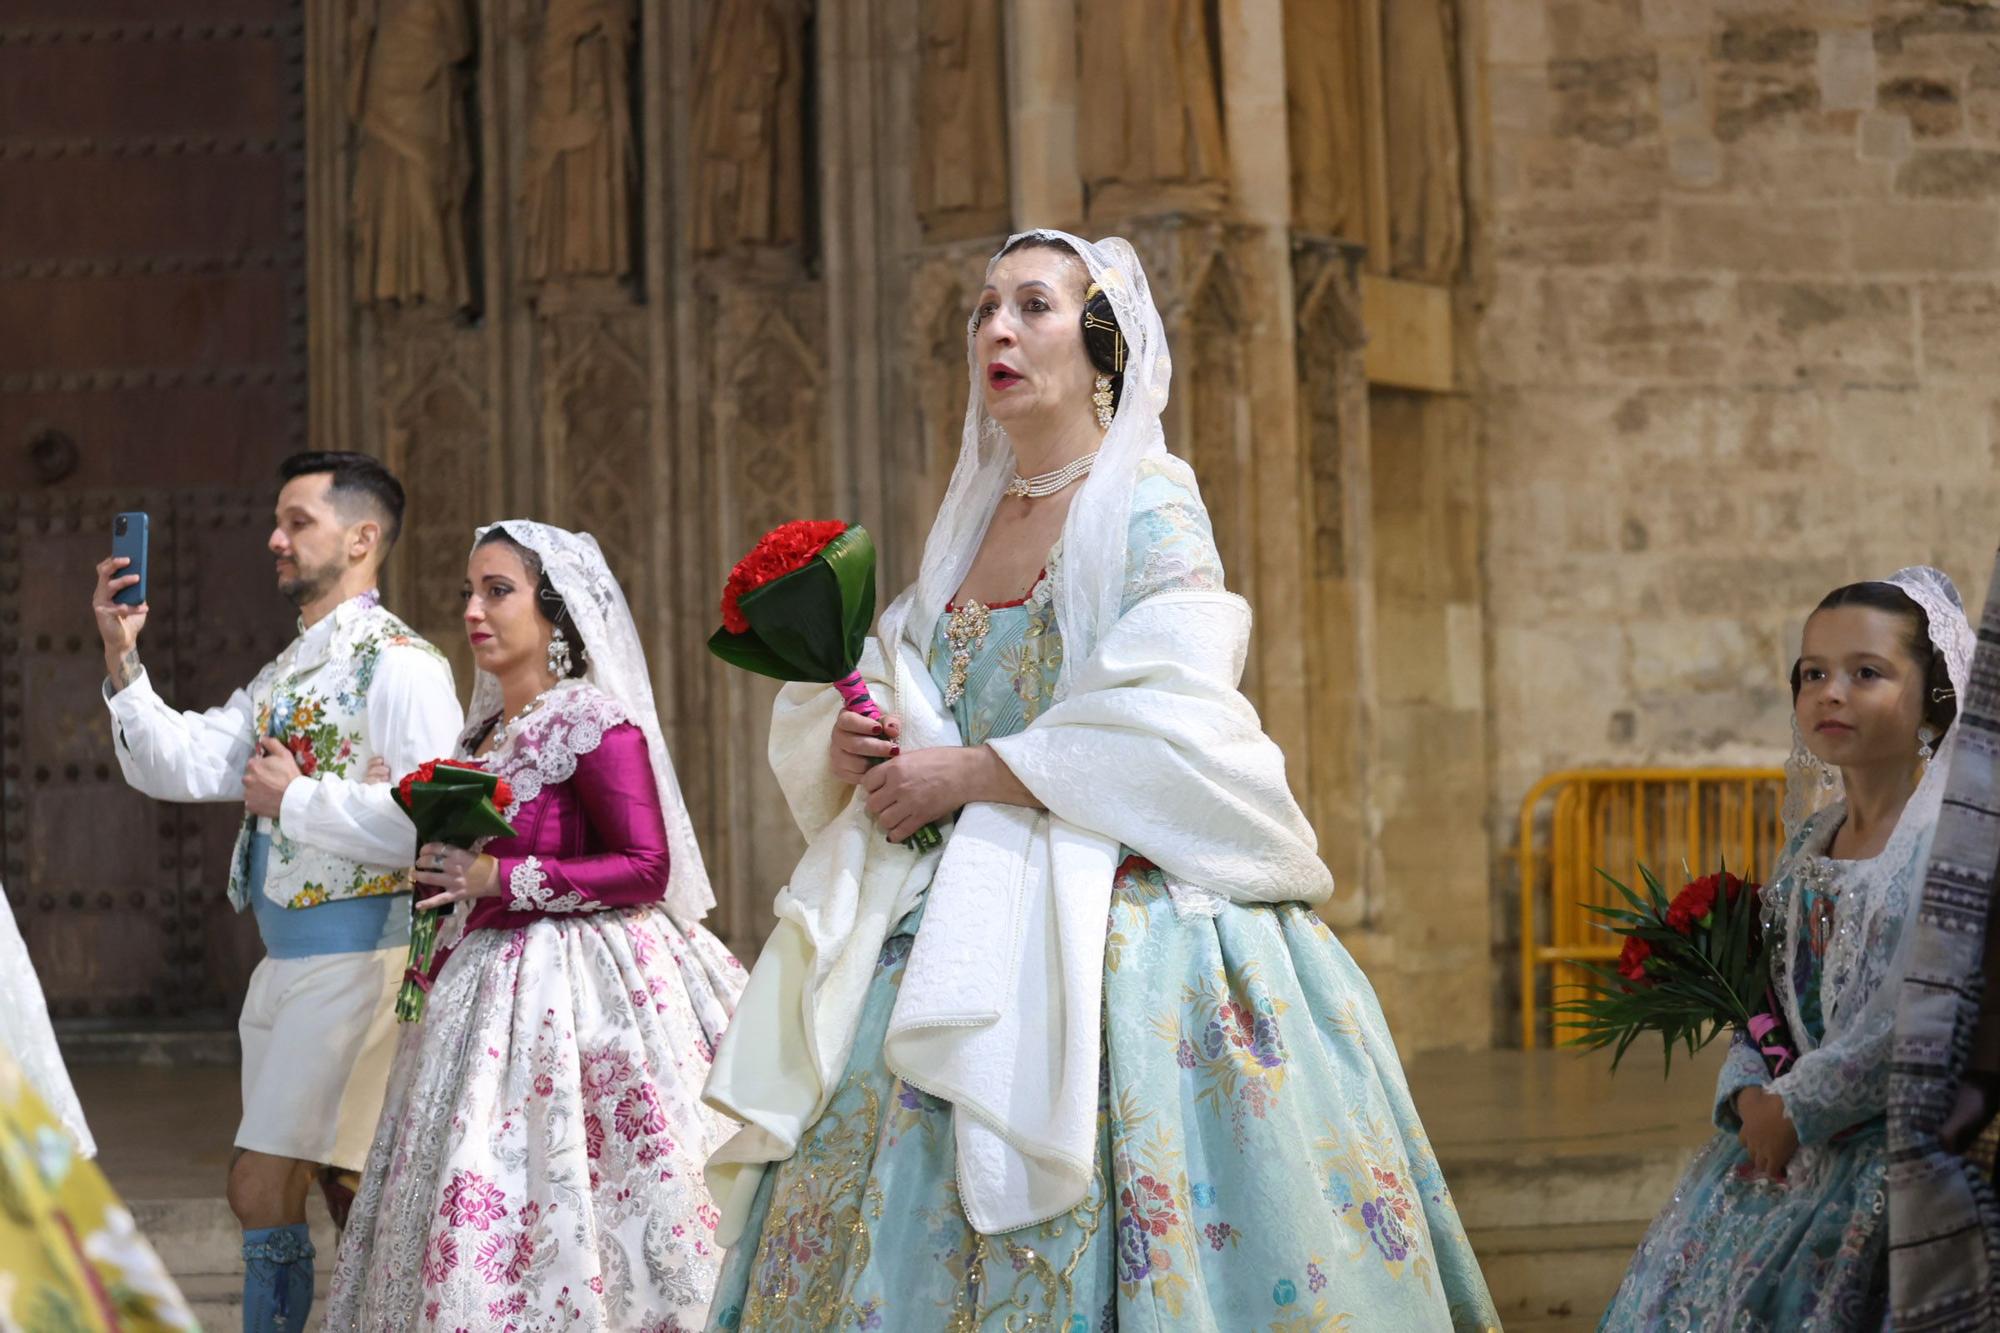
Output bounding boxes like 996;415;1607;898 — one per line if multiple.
942;600;992;706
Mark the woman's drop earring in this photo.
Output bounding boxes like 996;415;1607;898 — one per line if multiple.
1918;725;1938;762
547;627;573;678
1092;373;1114;431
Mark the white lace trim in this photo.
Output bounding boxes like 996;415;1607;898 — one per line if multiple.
507;856;552;910
1164;877;1225;920
462;680;632;824
503;853;604;916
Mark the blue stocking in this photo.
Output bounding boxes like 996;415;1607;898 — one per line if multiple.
240;1223;314;1333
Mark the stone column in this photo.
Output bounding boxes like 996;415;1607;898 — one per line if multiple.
1004;0;1082;231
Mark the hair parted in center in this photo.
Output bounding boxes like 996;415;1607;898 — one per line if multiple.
992;234;1126;415
476;527;590;678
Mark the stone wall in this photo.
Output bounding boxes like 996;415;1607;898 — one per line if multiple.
1476;0;2000;1028
301;0;2000;1056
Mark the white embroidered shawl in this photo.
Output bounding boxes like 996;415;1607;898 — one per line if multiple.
702;588;1333;1238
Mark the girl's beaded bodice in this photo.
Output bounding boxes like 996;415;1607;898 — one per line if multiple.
1767;809;1911;1050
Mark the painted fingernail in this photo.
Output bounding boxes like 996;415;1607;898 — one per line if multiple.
889;745;900;757
874;726;887;738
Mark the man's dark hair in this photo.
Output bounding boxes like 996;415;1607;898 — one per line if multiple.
277;451;406;551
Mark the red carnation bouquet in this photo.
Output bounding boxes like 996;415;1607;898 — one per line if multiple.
1553;862;1797;1076
719;519;852;636
710;519;942;851
390;759;517;1021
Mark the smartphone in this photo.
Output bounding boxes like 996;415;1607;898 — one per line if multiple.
112;512;149;608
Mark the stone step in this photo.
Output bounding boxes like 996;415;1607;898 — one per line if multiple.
60;1027;241;1067
178;1272;330;1333
1468;1219;1648;1331
1441;1145;1695;1232
135;1190;1647;1327
1498;1318;1603;1333
129;1197;340;1280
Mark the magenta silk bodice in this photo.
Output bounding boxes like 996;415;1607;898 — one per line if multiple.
459;719;670;936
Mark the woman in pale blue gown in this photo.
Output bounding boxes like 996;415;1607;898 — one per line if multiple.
702;231;1498;1331
1601;569;1974;1330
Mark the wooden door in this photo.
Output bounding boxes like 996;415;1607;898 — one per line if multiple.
0;3;307;1025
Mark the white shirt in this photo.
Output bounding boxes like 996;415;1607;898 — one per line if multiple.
102;602;464;868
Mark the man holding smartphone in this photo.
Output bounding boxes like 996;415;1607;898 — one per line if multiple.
91;452;463;1333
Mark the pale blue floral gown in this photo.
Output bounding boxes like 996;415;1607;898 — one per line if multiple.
1600;806;1913;1329
709;460;1499;1332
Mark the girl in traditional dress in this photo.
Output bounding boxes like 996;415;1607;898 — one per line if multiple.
702;231;1498;1330
1601;568;1974;1330
326;521;745;1331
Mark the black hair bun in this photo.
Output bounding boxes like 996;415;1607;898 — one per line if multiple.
1081;285;1125;413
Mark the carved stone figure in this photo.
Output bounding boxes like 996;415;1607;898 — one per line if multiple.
1385;0;1464;282
522;0;639;284
348;0;475;309
914;0;1008;237
1077;0;1228;214
1285;0;1369;240
691;0;806;257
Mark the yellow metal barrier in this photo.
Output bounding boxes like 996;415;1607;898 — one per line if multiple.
1518;767;1786;1048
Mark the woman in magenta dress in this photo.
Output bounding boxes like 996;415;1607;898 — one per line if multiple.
326;521;746;1331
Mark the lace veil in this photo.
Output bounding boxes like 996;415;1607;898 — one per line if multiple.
875;229;1173;691
0;885;94;1154
1771;566;1974;1071
468;521;714;923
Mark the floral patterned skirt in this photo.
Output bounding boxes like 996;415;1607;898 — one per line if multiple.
1600;1124;1887;1331
325;905;746;1332
708;859;1499;1332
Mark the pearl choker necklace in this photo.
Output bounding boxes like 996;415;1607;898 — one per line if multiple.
1006;450;1098;500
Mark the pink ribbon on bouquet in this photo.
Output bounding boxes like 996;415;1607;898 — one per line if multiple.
1748;1010;1795;1074
833;671;883;725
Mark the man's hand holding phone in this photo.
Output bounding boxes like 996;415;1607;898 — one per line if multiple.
93;555;148;691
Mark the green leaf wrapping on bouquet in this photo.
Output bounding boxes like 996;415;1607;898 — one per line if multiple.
394;765;517;846
406;785;517;846
390;763;517;1024
707;526;880;682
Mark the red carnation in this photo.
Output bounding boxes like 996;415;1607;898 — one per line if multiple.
492;778;514;808
396;759;440;806
1617;935;1654;986
1665;872;1751;935
719;520;849;635
1665;877;1716;934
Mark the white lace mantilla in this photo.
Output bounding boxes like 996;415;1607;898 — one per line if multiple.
461;679;632;825
0;889;94;1155
464;521;715;923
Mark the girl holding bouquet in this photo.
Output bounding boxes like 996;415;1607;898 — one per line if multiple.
702;232;1497;1329
1602;568;1974;1329
325;522;746;1331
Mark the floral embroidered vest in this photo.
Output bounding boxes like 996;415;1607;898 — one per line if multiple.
225;595;446;912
